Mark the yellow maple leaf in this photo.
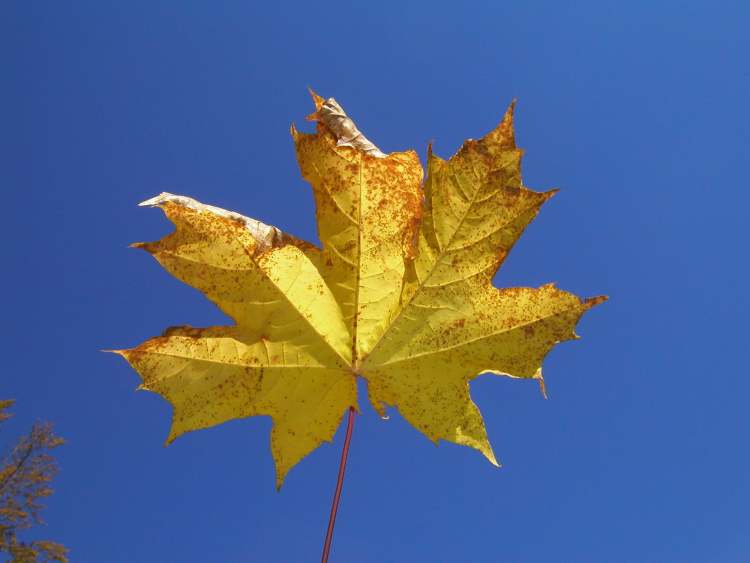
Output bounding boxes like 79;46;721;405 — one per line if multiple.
113;91;605;488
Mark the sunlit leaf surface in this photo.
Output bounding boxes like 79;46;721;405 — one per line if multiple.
114;92;605;487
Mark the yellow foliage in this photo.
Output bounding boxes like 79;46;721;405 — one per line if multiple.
114;92;605;487
1;400;67;562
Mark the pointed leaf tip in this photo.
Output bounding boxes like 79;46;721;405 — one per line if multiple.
139;192;176;207
483;99;517;148
309;96;387;157
585;295;609;309
482;445;500;467
535;372;548;400
543;188;560;201
307;87;325;111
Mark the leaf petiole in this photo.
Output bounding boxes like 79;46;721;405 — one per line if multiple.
321;406;356;563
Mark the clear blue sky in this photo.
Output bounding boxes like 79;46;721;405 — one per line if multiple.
5;2;749;561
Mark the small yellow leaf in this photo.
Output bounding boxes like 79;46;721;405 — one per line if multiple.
114;92;605;487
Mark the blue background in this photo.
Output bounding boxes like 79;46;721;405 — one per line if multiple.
5;2;749;561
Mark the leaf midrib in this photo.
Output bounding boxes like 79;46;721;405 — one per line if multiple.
375;301;583;367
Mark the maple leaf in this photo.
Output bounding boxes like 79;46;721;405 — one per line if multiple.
113;91;605;488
